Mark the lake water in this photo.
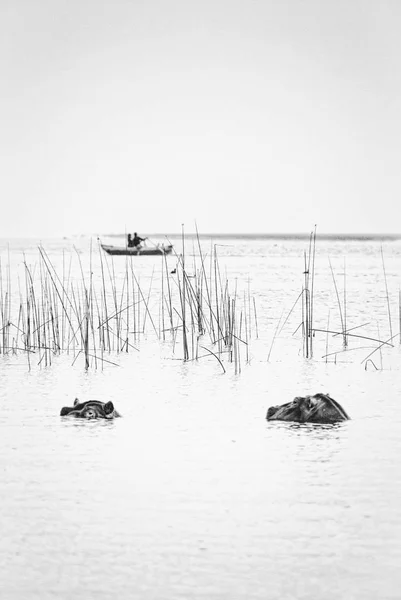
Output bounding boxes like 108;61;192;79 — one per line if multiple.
1;233;401;599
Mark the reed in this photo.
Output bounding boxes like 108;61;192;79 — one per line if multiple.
0;252;12;354
98;239;112;350
343;257;347;347
364;359;378;371
243;291;249;363
381;245;393;339
211;246;219;348
267;311;283;362
309;225;317;356
325;310;330;363
253;296;258;339
360;332;399;367
0;236;387;373
279;290;303;336
13;228;401;373
313;327;394;347
300;228;316;358
399;288;401;345
163;252;174;333
156;232;252;369
328;257;347;347
0;234;242;370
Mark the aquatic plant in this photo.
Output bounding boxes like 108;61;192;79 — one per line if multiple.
0;234;256;373
0;229;399;373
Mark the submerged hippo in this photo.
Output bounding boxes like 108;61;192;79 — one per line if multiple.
60;398;121;419
266;393;349;424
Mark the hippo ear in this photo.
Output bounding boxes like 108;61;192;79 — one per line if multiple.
266;407;276;419
74;398;80;406
104;401;114;414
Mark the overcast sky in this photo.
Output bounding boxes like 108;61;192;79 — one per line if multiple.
1;0;401;237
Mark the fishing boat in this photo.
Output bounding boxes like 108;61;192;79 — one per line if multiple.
100;242;173;256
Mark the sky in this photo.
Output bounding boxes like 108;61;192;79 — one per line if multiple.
1;0;401;238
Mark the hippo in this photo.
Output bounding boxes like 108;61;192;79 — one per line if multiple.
60;398;121;419
266;393;349;424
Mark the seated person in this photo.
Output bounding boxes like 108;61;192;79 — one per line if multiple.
132;232;146;247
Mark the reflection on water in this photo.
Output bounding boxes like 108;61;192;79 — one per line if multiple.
60;416;118;429
0;236;401;599
268;420;348;433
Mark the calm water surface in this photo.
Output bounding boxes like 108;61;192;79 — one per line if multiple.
1;234;401;599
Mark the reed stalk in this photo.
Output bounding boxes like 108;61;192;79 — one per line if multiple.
381;245;393;339
309;226;317;356
328;257;346;347
399;288;401;345
243;292;249;364
325;310;330;363
164;253;174;332
360;332;399;366
343;258;347;347
267;311;283;362
313;328;394;347
195;225;215;341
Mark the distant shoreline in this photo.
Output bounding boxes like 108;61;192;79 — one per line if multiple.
105;232;401;242
1;233;401;242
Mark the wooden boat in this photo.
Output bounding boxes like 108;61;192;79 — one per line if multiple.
100;243;173;256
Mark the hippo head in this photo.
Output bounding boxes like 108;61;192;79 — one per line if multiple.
60;398;121;419
266;393;349;424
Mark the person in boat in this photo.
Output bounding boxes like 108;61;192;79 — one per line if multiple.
132;232;146;248
127;233;133;247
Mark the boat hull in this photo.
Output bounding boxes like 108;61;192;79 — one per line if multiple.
101;244;173;256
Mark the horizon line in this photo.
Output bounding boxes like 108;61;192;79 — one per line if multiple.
1;232;401;241
103;232;401;241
